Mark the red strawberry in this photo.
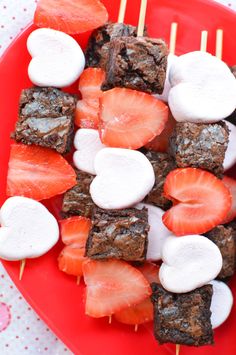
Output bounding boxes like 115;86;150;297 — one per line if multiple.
83;259;152;318
114;297;153;326
59;216;91;247
138;262;160;284
221;176;236;224
75;99;100;129
7;144;76;201
99;88;168;149
79;68;105;99
58;246;86;276
163;168;232;236
145;112;176;152
34;0;108;34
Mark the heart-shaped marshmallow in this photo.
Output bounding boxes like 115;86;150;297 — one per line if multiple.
27;28;85;87
136;203;175;261
223;120;236;171
73;129;106;175
0;197;59;260
210;280;233;329
90;148;155;209
159;235;223;293
154;54;178;103
169;51;236;123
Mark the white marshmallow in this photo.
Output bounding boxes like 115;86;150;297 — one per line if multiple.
90;148;155;209
0;197;59;261
154;54;178;102
223;120;236;171
73;129;106;175
27;28;85;88
169;51;236;123
136;203;175;261
210;280;233;329
159;235;223;293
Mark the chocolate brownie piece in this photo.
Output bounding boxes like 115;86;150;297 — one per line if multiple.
85;207;149;261
151;284;214;346
62;170;94;218
85;22;143;69
144;151;176;210
103;36;168;94
205;223;236;279
13;87;77;154
169;121;229;178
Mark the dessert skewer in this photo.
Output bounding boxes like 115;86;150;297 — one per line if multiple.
200;30;208;52
118;0;127;24
216;29;223;59
169;22;178;55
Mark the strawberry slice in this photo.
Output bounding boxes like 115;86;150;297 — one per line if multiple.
60;216;91;247
58;246;86;276
7;143;76;201
75;99;100;129
83;259;152;318
145;112;176;152
114;297;153;326
163;168;232;236
79;68;105;100
34;0;108;34
99;88;168;149
138;262;160;284
221;176;236;224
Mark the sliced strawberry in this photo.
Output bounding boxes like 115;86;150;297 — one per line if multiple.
75;99;99;129
114;297;153;326
59;216;91;247
163;168;232;236
79;68;105;99
83;259;152;318
58;246;87;276
99;88;168;149
138;262;160;284
7;143;76;201
221;176;236;224
34;0;108;34
145;112;176;152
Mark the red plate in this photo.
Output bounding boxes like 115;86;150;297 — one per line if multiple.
0;0;236;354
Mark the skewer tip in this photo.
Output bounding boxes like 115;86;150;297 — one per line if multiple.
108;315;112;324
169;22;178;55
134;324;139;332
215;29;223;60
19;259;26;281
76;276;81;285
176;344;180;355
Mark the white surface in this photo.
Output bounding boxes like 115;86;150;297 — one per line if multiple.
90;148;155;209
73;129;106;174
0;0;235;354
169;51;236;123
159;235;223;293
0;197;59;261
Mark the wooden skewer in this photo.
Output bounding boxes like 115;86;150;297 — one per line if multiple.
137;0;148;37
200;30;208;52
118;0;127;23
169;22;178;55
19;259;26;280
108;315;112;324
215;29;223;60
176;344;180;355
134;324;139;332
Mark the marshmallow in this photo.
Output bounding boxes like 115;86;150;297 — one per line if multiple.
154;54;178;102
210;280;233;329
223;120;236;171
90;148;155;209
0;197;59;260
169;51;236;123
159;235;223;293
73;129;106;175
136;203;175;261
27;28;85;87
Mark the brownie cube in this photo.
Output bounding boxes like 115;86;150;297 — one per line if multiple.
151;284;214;346
169;122;229;178
144;151;176;210
85;22;142;69
85;207;149;261
103;36;168;94
62;170;94;218
13;87;77;154
205;223;236;279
